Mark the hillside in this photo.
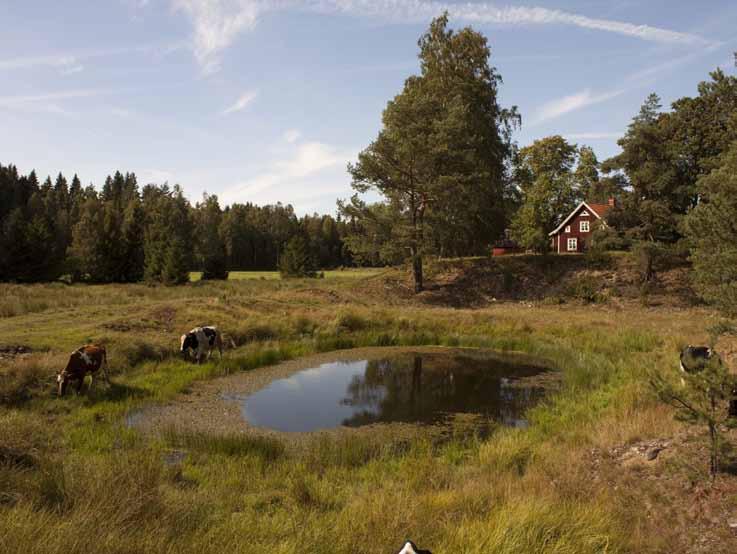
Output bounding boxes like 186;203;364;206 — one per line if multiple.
362;253;698;309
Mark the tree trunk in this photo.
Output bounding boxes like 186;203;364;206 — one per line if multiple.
411;247;423;293
709;421;718;477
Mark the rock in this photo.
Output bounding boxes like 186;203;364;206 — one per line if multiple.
646;447;664;461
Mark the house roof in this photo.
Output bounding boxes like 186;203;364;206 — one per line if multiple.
548;201;611;236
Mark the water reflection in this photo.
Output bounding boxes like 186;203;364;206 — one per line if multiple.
240;352;549;432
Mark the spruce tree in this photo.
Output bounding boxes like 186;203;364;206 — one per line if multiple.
279;235;317;278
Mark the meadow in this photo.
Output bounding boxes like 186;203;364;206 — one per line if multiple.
1;263;736;553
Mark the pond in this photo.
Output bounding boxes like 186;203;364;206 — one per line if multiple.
240;351;551;432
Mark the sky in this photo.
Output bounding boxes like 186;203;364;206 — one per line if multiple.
2;1;736;215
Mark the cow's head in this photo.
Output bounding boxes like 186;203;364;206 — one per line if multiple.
57;371;69;397
180;333;197;358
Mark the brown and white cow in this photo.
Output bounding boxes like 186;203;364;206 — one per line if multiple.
57;344;109;396
180;326;223;364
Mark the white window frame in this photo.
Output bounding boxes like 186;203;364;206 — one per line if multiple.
567;238;578;252
580;220;590;232
581;210;589;216
564;225;571;233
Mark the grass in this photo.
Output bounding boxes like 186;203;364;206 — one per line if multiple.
0;263;732;553
190;268;386;282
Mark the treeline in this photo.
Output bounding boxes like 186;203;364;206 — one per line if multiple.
0;167;353;283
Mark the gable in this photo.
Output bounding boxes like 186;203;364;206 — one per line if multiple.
548;201;607;236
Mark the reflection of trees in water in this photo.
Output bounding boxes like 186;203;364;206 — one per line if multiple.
340;354;547;427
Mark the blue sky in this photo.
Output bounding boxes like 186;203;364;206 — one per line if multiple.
2;1;735;215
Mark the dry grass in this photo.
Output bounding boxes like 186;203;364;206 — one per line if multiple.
0;264;733;553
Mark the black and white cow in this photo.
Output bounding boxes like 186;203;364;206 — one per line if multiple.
679;345;721;378
680;345;737;417
180;326;223;363
396;541;432;554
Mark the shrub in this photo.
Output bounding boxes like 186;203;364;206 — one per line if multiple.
228;324;278;346
565;275;605;304
333;311;368;333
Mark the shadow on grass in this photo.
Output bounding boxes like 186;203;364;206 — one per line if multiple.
90;381;149;403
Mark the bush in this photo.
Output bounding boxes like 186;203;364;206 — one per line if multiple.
565;275;605;304
333;311;368;333
228;324;278;346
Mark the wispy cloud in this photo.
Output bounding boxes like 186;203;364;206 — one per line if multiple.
172;1;709;73
0;88;112;116
173;0;261;73
222;90;258;114
533;88;624;124
220;140;354;206
0;54;84;74
0;42;185;74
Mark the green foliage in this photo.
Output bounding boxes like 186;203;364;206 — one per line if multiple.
650;349;737;475
604;68;737;245
195;194;229;280
279;235;317;278
510;135;580;252
345;14;518;291
684;141;737;315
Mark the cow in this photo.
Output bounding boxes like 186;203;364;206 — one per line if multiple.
396;541;432;554
679;345;721;376
680;346;737;417
180;326;223;363
57;344;109;397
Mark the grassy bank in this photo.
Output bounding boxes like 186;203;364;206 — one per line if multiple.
0;269;734;553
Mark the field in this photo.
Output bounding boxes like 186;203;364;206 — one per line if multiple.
1;257;737;553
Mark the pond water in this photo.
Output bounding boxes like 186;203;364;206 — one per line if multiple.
239;352;550;432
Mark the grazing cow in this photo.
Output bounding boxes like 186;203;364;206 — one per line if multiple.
180;326;223;363
57;344;109;397
396;541;432;554
679;345;722;379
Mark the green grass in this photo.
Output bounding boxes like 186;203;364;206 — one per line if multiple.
0;268;725;553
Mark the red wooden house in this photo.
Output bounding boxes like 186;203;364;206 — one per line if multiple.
549;198;615;253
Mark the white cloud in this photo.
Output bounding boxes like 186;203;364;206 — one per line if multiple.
222;90;258;114
533;88;624;124
0;54;84;75
173;0;261;73
220;140;354;206
284;129;301;143
0;89;106;115
172;1;709;72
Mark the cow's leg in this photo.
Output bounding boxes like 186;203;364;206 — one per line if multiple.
88;373;95;393
75;377;84;395
101;363;111;385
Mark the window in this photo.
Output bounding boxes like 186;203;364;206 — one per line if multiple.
581;210;589;216
580;220;590;232
564;225;571;233
567;238;578;251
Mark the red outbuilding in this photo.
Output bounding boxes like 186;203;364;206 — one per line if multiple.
548;198;615;254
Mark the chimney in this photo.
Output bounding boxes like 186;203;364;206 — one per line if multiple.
608;197;616;207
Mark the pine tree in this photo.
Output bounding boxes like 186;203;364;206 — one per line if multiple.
279;235;317;278
684;141;737;314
